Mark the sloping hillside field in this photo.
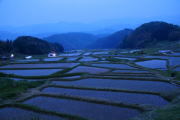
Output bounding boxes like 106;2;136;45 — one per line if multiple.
0;50;179;120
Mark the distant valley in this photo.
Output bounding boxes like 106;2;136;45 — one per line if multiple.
0;21;180;53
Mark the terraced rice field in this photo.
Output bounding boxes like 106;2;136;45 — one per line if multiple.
92;63;137;69
136;60;167;70
42;87;168;106
0;69;63;76
15;59;40;63
0;107;64;120
79;57;98;62
114;57;136;61
44;57;64;62
66;57;79;61
52;78;178;92
0;63;79;69
0;50;179;120
144;56;180;67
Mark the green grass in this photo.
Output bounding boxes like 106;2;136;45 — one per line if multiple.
0;78;44;100
160;70;180;82
131;99;180;120
159;70;171;77
174;72;180;81
154;103;180;120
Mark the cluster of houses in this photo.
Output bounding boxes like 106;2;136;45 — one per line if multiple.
0;50;177;61
48;52;57;57
0;53;15;60
0;52;57;61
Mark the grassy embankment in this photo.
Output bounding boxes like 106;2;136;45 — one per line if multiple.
0;78;44;101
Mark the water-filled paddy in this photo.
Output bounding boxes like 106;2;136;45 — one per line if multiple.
93;52;109;55
112;69;150;73
0;69;62;76
79;57;98;62
114;57;136;61
44;58;63;62
1;50;179;120
0;63;79;69
6;77;38;81
98;75;157;80
66;57;79;61
168;57;180;66
68;66;110;74
92;64;137;69
143;56;180;67
24;96;140;120
52;78;179;92
59;53;81;57
0;107;63;120
97;61;110;63
61;76;81;79
42;87;168;106
15;59;40;63
136;60;167;69
83;52;92;56
174;67;180;71
171;53;180;56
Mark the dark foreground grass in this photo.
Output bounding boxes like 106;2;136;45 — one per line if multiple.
160;70;180;82
154;103;180;120
131;97;180;120
0;103;87;120
0;78;44;100
174;72;180;81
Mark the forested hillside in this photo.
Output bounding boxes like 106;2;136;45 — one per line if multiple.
89;29;133;49
0;36;64;55
45;32;98;50
120;21;180;48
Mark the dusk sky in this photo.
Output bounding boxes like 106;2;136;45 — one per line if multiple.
0;0;180;27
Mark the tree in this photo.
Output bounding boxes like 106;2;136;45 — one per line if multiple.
13;36;64;55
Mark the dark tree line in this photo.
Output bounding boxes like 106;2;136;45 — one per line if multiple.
0;40;13;55
0;36;64;56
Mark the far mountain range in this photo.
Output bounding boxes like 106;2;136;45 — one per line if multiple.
0;21;180;50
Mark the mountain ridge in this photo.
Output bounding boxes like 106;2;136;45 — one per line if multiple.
120;21;180;48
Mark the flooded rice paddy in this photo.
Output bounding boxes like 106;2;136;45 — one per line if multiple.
59;53;82;57
0;107;64;120
112;69;150;73
114;57;136;61
52;78;179;92
0;63;79;68
68;66;110;74
0;69;62;76
24;96;140;120
143;56;180;67
44;57;63;62
79;57;98;62
42;87;168;106
92;64;137;69
136;60;167;69
0;50;179;120
15;59;40;63
66;57;79;61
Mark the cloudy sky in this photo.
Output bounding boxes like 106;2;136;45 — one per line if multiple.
0;0;180;27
